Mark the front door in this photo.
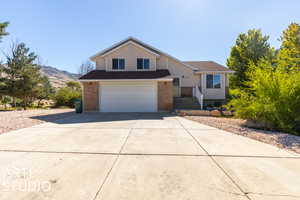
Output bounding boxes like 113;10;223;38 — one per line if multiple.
173;78;180;97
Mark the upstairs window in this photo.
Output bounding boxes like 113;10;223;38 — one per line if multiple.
137;58;150;70
112;58;125;70
206;74;221;88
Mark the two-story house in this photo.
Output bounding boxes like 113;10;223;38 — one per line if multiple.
79;37;233;112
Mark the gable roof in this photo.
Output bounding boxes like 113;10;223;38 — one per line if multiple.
101;40;161;58
90;37;160;60
183;61;233;72
90;37;197;71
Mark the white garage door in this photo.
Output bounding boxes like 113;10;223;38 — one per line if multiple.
100;82;157;112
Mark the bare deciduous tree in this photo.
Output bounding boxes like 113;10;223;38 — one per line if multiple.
78;60;95;76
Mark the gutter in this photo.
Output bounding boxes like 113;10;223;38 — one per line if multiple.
194;70;235;74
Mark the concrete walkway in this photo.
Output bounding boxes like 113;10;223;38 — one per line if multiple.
0;113;299;200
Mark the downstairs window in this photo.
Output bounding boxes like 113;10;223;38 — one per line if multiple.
206;74;221;88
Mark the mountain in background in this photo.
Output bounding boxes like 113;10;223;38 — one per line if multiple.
40;66;80;88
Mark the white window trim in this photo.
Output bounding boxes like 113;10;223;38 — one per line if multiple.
206;74;221;89
112;58;125;71
137;58;150;71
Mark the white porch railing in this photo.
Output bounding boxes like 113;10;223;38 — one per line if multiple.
194;86;203;110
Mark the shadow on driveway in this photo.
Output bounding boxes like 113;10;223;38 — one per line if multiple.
29;111;76;122
30;112;176;124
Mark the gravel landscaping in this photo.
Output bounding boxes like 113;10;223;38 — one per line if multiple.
0;109;75;134
184;115;300;154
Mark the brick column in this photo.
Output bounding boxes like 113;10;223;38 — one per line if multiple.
82;82;99;112
157;81;173;111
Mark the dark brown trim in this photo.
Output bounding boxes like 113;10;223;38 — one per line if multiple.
180;87;193;97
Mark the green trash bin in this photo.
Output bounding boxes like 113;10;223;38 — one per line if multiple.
74;99;82;113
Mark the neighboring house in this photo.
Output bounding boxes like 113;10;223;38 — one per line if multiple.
79;37;233;112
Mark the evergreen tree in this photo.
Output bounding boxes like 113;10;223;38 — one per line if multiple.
36;76;55;107
227;29;274;89
277;23;300;71
0;22;9;42
2;42;43;108
0;22;9;105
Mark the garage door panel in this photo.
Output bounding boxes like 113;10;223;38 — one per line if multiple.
100;83;157;112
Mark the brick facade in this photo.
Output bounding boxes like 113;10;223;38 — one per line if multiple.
157;81;173;111
82;82;99;111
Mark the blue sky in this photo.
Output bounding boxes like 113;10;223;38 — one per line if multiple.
0;0;299;73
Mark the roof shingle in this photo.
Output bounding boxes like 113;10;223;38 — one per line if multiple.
183;61;231;72
79;69;170;80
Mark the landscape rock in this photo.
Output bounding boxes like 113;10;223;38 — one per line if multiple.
0;109;74;134
176;110;210;116
184;115;300;154
222;111;233;116
210;110;222;117
245;120;273;130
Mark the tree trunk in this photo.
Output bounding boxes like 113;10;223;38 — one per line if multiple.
23;98;27;110
13;97;16;108
37;99;42;108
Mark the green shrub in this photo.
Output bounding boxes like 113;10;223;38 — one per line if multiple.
54;87;81;108
228;64;300;135
0;96;12;109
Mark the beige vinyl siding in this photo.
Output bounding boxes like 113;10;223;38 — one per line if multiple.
95;58;105;70
157;55;199;87
98;43;157;71
201;73;226;99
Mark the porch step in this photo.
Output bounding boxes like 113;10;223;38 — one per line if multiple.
174;97;201;109
174;97;199;104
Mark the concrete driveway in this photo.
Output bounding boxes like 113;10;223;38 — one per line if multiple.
0;113;299;200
